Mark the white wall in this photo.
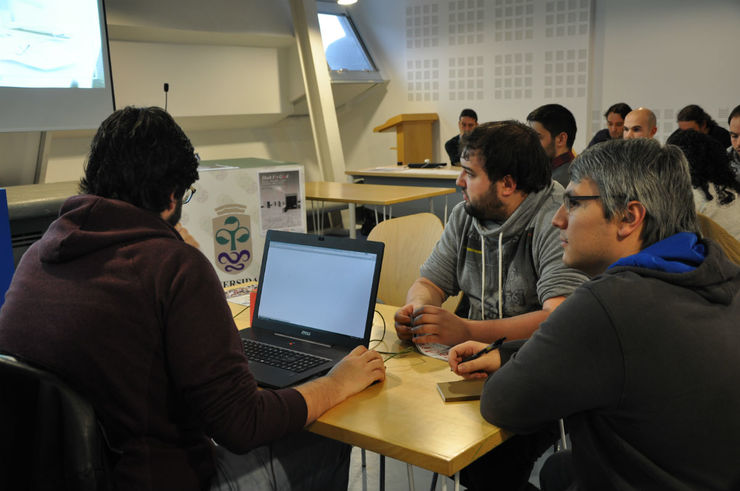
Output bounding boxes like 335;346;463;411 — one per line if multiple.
593;0;740;142
111;42;286;116
342;0;739;167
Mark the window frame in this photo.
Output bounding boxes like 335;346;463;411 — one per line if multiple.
316;3;384;83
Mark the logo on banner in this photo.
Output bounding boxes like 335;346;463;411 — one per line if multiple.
213;204;252;274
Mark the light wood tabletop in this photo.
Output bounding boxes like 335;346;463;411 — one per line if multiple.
305;181;456;206
346;166;462;180
228;301;508;477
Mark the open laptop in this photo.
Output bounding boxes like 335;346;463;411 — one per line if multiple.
240;230;384;389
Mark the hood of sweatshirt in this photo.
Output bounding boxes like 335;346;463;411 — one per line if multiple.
471;181;562;240
610;232;706;274
38;194;180;264
608;235;739;306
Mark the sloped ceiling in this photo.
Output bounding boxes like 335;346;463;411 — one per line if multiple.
105;0;295;47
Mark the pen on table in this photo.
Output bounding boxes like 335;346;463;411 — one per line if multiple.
461;337;507;363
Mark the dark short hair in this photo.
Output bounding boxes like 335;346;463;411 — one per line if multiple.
460;108;478;121
666;129;740;205
526;104;577;149
80;106;199;213
728;104;740;125
677;104;717;129
461;120;551;194
604;102;632;120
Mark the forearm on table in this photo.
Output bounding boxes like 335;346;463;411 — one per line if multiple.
295;377;345;425
466;309;549;342
406;277;448;307
467;296;566;342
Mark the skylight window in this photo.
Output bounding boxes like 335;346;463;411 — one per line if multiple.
318;13;375;72
316;10;382;82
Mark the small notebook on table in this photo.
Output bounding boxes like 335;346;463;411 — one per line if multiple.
436;379;485;402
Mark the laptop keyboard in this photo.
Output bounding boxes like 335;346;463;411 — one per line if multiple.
242;339;331;373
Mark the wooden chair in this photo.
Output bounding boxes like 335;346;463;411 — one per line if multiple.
697;213;740;265
367;213;460;312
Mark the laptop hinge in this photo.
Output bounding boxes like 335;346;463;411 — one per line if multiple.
274;332;332;348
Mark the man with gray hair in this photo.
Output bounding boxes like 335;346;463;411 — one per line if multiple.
449;138;740;490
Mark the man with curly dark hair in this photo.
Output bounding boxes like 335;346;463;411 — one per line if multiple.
0;106;385;490
674;104;731;148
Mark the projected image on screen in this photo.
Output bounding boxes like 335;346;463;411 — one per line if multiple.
0;0;105;89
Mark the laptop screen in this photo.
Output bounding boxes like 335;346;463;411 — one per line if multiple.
255;232;383;343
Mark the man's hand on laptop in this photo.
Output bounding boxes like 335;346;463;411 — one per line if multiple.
327;346;386;399
296;346;385;424
409;305;471;346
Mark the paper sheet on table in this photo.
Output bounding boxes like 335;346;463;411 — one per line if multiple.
416;342;452;361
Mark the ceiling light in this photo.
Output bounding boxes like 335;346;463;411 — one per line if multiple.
338;0;358;5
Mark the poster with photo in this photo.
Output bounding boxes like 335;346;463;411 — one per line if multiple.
258;169;304;234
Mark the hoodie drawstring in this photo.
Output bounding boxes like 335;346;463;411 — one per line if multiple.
481;236;485;320
497;232;503;320
480;232;504;321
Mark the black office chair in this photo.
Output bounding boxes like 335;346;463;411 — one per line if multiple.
0;354;115;491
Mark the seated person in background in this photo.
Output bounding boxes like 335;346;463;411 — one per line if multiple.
450;138;740;491
727;104;740;183
398;120;589;491
527;104;578;187
587;102;631;147
674;103;731;147
666;129;740;240
445;108;478;165
0;106;385;491
623;107;657;139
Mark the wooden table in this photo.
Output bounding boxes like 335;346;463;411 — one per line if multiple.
304;181;457;238
346;166;462;181
229;301;509;487
345;167;464;225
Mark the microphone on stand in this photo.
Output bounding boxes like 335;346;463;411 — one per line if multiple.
164;83;169;112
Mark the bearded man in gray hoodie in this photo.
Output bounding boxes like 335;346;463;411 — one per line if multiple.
394;120;588;491
395;120;588;347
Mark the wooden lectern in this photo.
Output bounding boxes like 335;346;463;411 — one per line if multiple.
373;113;438;165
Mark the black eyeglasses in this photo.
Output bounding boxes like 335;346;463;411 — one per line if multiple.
183;186;196;205
562;194;600;212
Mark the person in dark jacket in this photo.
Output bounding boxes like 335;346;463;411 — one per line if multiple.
586;102;631;147
444;108;478;165
674;103;731;148
527;104;577;187
0;106;385;490
449;138;740;490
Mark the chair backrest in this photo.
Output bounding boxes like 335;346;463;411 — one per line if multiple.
368;213;461;311
697;213;740;265
0;354;113;491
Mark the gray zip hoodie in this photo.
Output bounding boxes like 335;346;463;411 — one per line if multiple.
420;181;588;320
